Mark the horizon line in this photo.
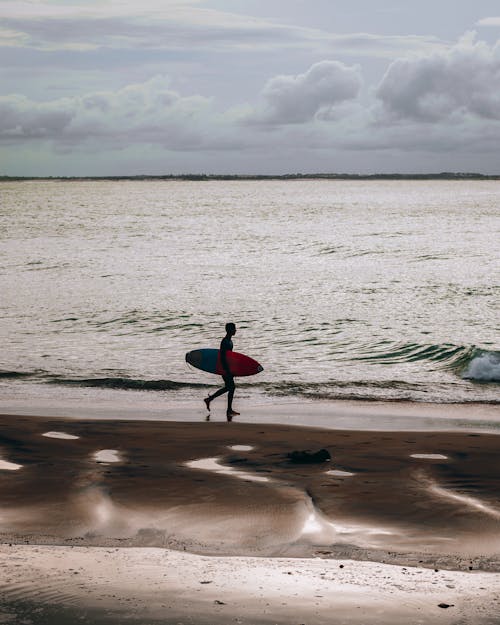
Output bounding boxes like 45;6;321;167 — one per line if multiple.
2;172;500;181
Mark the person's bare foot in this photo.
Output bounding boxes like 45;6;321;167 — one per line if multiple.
226;409;240;420
204;397;211;412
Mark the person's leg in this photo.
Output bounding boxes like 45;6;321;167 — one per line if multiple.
227;383;234;412
225;376;239;420
205;382;228;411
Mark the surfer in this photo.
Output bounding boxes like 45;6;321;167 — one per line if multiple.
204;322;240;421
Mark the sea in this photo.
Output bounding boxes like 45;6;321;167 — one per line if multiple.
1;179;499;414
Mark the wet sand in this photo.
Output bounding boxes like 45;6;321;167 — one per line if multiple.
1;411;500;623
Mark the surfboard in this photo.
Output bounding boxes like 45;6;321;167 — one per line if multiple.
185;348;263;377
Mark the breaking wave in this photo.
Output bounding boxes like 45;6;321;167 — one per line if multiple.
352;342;499;382
462;351;500;383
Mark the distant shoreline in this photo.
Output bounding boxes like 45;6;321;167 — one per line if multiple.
2;172;500;182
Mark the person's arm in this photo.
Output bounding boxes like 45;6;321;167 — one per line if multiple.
220;338;231;375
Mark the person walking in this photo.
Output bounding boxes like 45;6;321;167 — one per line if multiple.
204;323;239;421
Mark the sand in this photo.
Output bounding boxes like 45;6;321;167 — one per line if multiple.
2;544;500;625
1;409;500;623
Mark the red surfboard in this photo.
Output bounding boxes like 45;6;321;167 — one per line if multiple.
185;348;263;377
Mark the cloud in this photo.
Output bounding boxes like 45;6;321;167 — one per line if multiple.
325;33;446;58
244;61;363;125
0;94;73;139
376;32;500;122
0;1;447;58
0;1;322;52
337;116;500;155
0;76;214;149
0;15;302;53
476;17;500;27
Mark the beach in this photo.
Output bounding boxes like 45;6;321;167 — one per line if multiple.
1;403;500;624
1;179;498;622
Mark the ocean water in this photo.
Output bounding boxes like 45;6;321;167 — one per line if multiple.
0;179;499;408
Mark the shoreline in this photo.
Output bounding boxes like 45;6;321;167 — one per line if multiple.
1;395;499;432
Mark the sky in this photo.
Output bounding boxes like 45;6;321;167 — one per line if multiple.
1;0;500;175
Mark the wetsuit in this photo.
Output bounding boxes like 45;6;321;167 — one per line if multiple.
219;336;235;393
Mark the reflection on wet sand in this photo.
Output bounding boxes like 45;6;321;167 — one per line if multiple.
187;456;270;483
0;414;499;568
326;469;355;477
0;458;22;471
411;453;448;460
93;449;121;463
42;431;79;440
425;475;500;521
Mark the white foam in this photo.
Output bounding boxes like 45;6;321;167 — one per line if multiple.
301;511;328;535
427;479;500;520
186;457;269;483
42;431;79;440
94;494;114;525
300;503;394;544
228;445;254;451
0;458;22;471
326;469;355;477
94;449;121;463
463;352;500;382
411;453;448;460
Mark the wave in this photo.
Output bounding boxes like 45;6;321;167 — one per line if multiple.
262;380;421;402
1;344;497;403
0;369;209;391
353;342;474;365
47;376;209;391
260;379;499;404
45;375;498;403
462;351;500;383
0;369;45;379
352;342;500;382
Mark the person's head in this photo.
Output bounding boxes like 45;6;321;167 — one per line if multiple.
225;322;236;336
